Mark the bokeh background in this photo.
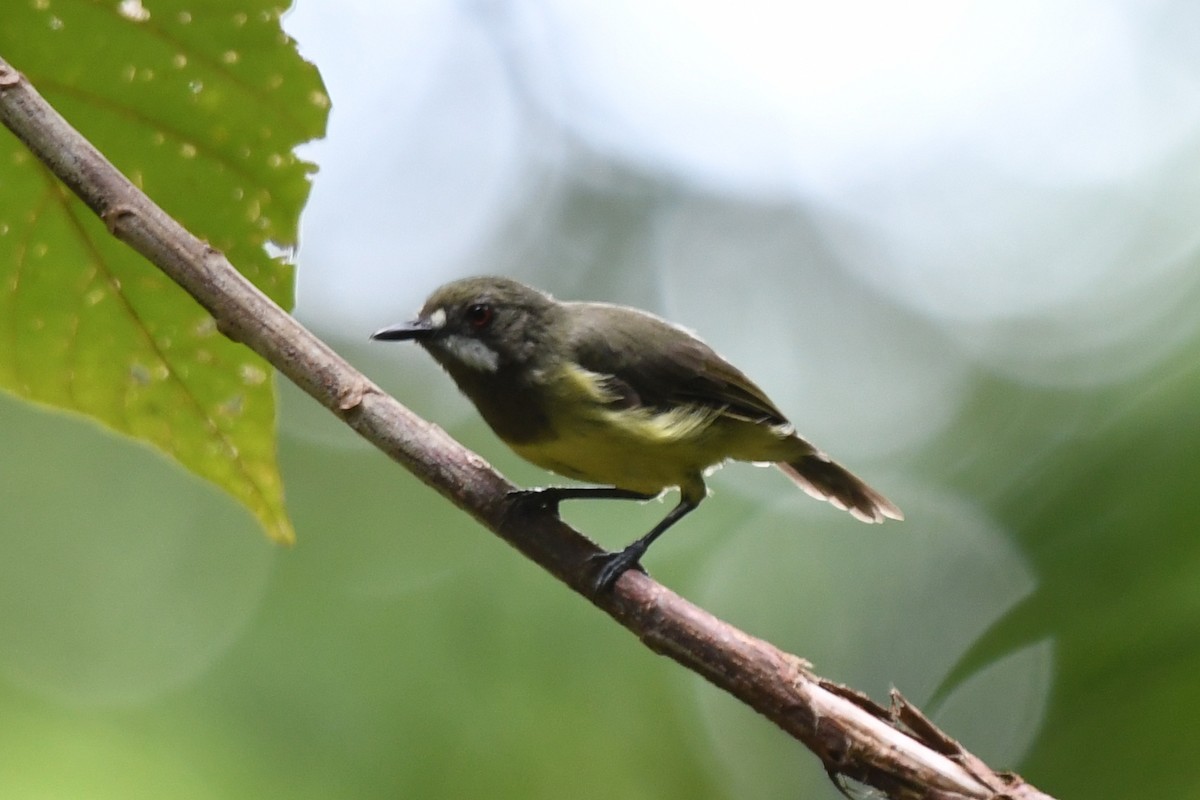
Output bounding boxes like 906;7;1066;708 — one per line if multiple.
4;0;1200;797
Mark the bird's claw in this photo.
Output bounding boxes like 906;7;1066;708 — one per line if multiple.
589;547;648;593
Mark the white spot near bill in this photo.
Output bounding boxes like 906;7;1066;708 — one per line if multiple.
439;334;499;372
428;307;447;329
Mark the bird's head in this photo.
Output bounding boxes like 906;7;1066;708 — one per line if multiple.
371;276;560;375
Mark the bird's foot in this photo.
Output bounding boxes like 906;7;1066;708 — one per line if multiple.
504;487;566;518
589;544;648;593
505;486;654;519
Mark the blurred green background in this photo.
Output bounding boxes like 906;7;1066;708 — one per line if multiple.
5;1;1200;798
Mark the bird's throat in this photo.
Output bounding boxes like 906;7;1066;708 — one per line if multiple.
430;334;500;373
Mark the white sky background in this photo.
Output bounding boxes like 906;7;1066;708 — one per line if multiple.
284;0;1200;408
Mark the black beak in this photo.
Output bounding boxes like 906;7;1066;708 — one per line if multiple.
370;319;436;342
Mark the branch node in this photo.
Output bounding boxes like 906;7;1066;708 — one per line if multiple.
0;64;21;87
101;203;137;236
336;379;368;413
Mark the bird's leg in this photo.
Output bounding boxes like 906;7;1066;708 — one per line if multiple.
592;497;699;592
505;486;655;517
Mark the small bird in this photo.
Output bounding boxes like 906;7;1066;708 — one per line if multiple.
372;276;901;591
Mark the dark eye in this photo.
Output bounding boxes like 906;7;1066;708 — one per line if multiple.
465;303;494;329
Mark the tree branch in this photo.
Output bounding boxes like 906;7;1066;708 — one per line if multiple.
0;55;1056;800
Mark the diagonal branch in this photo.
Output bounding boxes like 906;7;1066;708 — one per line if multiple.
0;55;1056;800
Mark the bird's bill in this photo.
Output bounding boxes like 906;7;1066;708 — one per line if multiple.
370;319;437;341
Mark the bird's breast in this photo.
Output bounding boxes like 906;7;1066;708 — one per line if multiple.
506;362;728;494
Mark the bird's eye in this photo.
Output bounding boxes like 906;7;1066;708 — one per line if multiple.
465;303;494;329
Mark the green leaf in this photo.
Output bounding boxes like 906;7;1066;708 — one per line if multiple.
0;1;329;543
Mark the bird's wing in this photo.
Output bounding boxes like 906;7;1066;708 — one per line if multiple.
565;302;790;426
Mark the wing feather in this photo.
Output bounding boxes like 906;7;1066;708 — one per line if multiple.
565;302;789;425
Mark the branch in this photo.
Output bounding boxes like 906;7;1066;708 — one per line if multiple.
0;56;1056;800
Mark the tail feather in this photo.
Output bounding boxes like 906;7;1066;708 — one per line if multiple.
777;455;903;524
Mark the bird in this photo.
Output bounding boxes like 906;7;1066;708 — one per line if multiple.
372;276;902;591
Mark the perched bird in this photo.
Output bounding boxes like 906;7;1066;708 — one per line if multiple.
372;276;901;591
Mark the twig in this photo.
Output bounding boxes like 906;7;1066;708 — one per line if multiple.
0;55;1056;800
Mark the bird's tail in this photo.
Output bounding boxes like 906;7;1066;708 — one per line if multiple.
777;454;903;524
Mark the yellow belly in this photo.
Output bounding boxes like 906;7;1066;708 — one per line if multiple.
510;412;717;496
508;398;789;498
505;362;796;498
